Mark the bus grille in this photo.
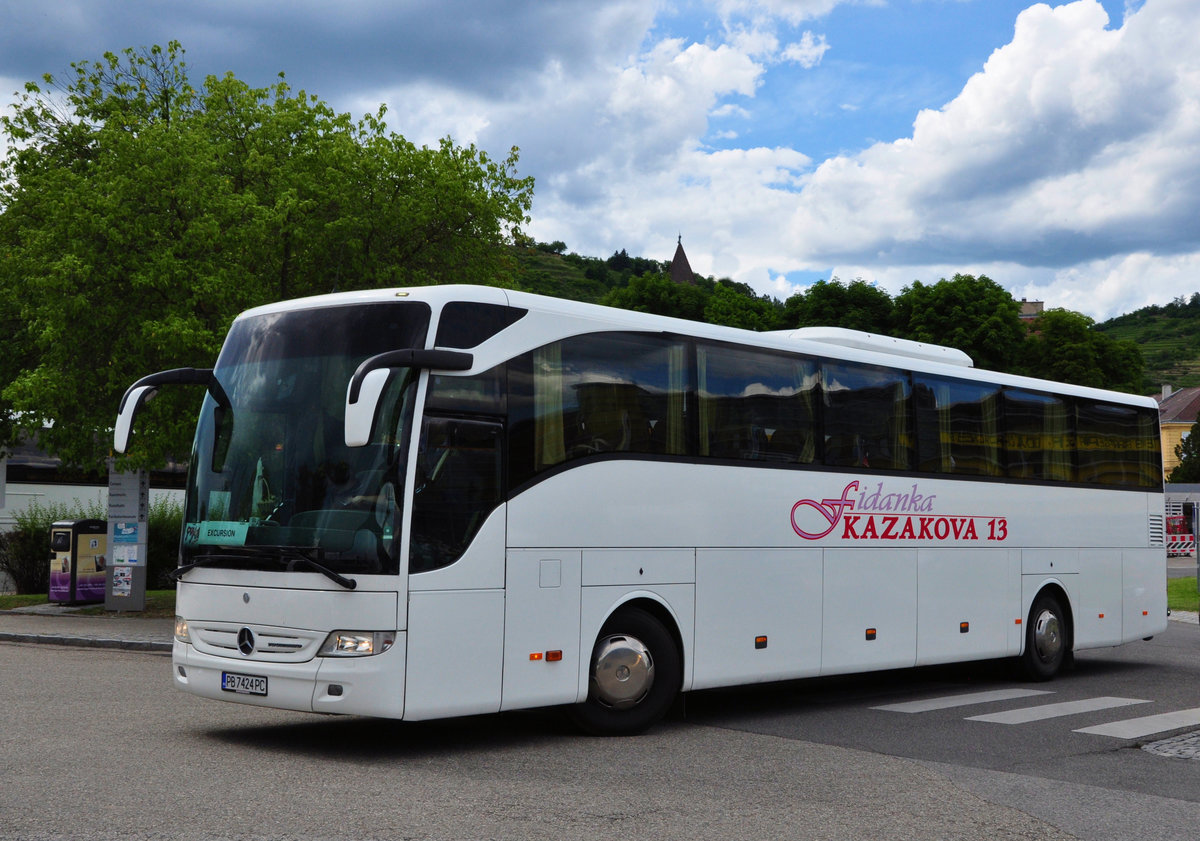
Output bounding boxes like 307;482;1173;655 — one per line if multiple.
188;622;324;662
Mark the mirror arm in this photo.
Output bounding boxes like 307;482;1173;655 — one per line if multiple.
114;367;226;454
344;348;473;448
347;349;473;405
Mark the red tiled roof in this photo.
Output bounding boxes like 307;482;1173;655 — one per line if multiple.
1158;387;1200;423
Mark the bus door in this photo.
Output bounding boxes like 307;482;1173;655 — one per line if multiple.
402;415;508;720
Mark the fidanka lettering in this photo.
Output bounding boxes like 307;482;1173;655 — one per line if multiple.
790;481;1008;543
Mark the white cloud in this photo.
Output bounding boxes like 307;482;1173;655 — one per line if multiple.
516;0;1200;320
779;0;1200;317
753;0;1195;319
609;38;763;119
4;0;1196;323
823;249;1200;323
714;0;867;26
781;31;830;67
1020;252;1200;321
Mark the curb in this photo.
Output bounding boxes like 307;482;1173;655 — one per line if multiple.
0;632;171;653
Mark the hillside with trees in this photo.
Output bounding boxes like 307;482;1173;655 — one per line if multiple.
510;243;1150;396
1095;294;1200;391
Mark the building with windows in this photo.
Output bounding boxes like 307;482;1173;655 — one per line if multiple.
1018;299;1044;321
1158;386;1200;476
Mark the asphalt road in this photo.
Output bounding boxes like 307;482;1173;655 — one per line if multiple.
1167;554;1198;579
685;620;1200;840
0;642;1079;841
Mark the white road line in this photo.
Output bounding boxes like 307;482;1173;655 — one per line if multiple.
1074;707;1200;739
966;696;1151;725
871;688;1053;714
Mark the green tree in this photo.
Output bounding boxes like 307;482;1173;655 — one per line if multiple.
1169;422;1200;483
892;274;1024;371
1018;308;1144;392
703;281;781;331
602;272;709;322
782;278;893;332
0;42;534;469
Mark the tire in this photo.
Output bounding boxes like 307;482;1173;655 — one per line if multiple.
568;607;681;736
1021;593;1070;681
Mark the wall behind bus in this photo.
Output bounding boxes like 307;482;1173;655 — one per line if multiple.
0;482;185;593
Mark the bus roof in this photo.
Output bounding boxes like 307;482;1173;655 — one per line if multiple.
234;284;1158;410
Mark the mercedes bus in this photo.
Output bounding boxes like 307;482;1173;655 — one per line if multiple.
114;284;1167;734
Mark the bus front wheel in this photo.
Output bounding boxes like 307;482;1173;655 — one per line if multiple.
569;607;681;736
1021;593;1070;681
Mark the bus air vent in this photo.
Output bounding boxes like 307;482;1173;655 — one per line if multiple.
1148;515;1165;547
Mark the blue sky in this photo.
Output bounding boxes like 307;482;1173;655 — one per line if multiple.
0;0;1193;321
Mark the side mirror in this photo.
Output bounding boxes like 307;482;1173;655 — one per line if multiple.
113;368;228;453
344;349;473;447
114;384;159;454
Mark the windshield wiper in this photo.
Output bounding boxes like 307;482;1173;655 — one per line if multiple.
171;547;357;590
168;553;255;582
280;552;358;590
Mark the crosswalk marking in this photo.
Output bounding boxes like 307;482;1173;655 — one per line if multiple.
872;689;1200;743
1074;707;1200;739
871;688;1053;714
965;696;1151;724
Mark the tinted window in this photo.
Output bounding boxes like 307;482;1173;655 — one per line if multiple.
914;375;1002;476
435;303;526;349
218;302;429;366
426;366;505;416
509;333;688;486
822;362;912;471
698;344;818;463
1004;389;1073;482
409;417;503;572
1076;401;1161;488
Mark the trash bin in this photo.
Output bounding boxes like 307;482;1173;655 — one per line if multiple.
48;519;108;605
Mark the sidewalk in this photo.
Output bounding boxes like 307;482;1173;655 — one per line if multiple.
2;603;1196;655
0;604;173;652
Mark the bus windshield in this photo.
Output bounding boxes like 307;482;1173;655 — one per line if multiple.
181;302;430;576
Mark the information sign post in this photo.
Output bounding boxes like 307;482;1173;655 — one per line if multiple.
105;461;149;612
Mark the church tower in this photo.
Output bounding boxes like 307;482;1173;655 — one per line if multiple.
669;235;697;286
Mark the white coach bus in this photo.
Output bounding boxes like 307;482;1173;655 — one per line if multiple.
114;284;1166;735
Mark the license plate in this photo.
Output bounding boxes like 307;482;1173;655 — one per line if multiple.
221;671;268;696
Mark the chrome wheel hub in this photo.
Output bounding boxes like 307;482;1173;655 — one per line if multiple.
1033;608;1062;662
591;633;655;709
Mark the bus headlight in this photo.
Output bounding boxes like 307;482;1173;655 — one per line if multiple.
174;616;191;645
318;631;395;657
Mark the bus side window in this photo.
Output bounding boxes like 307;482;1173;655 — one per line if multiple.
508;332;689;485
1076;400;1162;488
913;375;1002;477
1004;389;1074;482
697;343;818;464
822;362;913;471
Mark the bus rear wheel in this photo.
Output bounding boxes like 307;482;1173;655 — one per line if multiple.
1021;593;1070;681
569;607;681;736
